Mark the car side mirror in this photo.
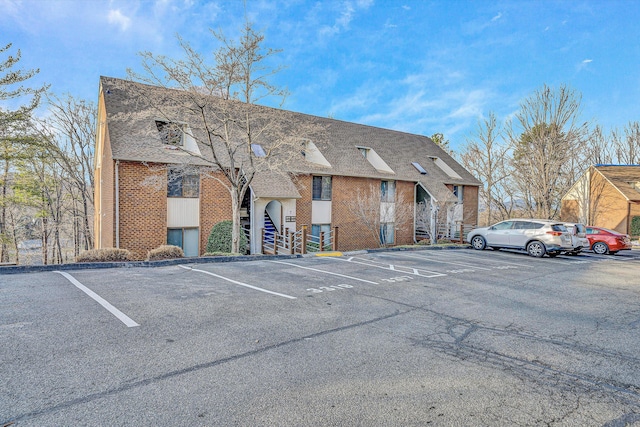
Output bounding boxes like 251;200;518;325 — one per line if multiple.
489;226;495;230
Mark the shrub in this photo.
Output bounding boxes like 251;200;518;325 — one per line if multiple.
207;220;248;254
76;248;132;263
631;216;640;237
417;238;431;245
147;245;184;261
202;251;242;257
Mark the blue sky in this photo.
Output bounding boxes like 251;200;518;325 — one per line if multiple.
2;0;639;150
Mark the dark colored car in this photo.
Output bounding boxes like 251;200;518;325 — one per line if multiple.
585;226;632;254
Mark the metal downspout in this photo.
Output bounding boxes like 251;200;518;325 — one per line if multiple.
115;160;120;248
413;183;418;244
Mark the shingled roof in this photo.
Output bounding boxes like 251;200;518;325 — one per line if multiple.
596;165;640;201
100;76;480;201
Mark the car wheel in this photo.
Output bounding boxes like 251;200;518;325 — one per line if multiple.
471;236;486;250
527;241;546;258
592;242;609;255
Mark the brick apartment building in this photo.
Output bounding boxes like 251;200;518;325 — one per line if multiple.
94;77;480;260
561;165;640;235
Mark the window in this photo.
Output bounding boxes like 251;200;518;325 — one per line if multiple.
492;221;514;230
168;169;199;198
312;176;332;200
453;185;463;203
381;180;395;203
156;121;184;146
358;147;369;158
311;224;332;248
167;228;199;257
380;223;395;245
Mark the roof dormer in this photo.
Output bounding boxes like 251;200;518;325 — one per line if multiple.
357;146;394;174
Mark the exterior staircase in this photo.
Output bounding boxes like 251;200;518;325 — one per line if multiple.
263;211;276;248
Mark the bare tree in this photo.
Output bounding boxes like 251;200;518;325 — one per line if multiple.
13;137;68;264
587;125;614;165
127;20;319;253
460;112;513;225
615;121;640;165
346;183;413;247
507;84;589;219
35;95;95;255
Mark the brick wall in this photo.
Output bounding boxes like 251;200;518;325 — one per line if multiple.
296;176;419;251
294;175;313;233
332;176;382;250
593;177;630;233
462;185;479;226
561;199;580;223
118;162;167;260
395;180;416;245
98;139;114;249
200;171;233;252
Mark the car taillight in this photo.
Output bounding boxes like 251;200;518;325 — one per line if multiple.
546;231;563;236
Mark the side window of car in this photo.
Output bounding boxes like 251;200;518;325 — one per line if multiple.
587;228;597;234
494;221;513;230
530;222;544;229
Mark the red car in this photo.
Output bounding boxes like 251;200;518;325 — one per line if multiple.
585;226;632;254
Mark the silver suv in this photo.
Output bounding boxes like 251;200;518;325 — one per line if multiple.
467;219;573;258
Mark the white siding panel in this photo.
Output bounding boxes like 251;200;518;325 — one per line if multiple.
167;198;200;227
312;200;332;224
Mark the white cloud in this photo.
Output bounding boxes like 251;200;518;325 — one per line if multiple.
319;0;372;38
107;9;131;31
577;58;593;72
491;12;502;22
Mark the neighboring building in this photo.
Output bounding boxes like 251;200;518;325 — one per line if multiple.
561;165;640;235
94;77;480;260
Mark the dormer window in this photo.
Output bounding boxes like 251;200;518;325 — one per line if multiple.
156;121;184;146
302;139;331;167
429;156;462;179
356;146;394;174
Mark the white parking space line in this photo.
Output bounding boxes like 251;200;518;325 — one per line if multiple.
391;252;493;270
330;256;447;278
269;260;379;284
179;265;297;299
429;251;533;267
54;271;139;328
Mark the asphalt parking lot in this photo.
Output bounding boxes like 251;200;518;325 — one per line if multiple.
2;248;640;426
